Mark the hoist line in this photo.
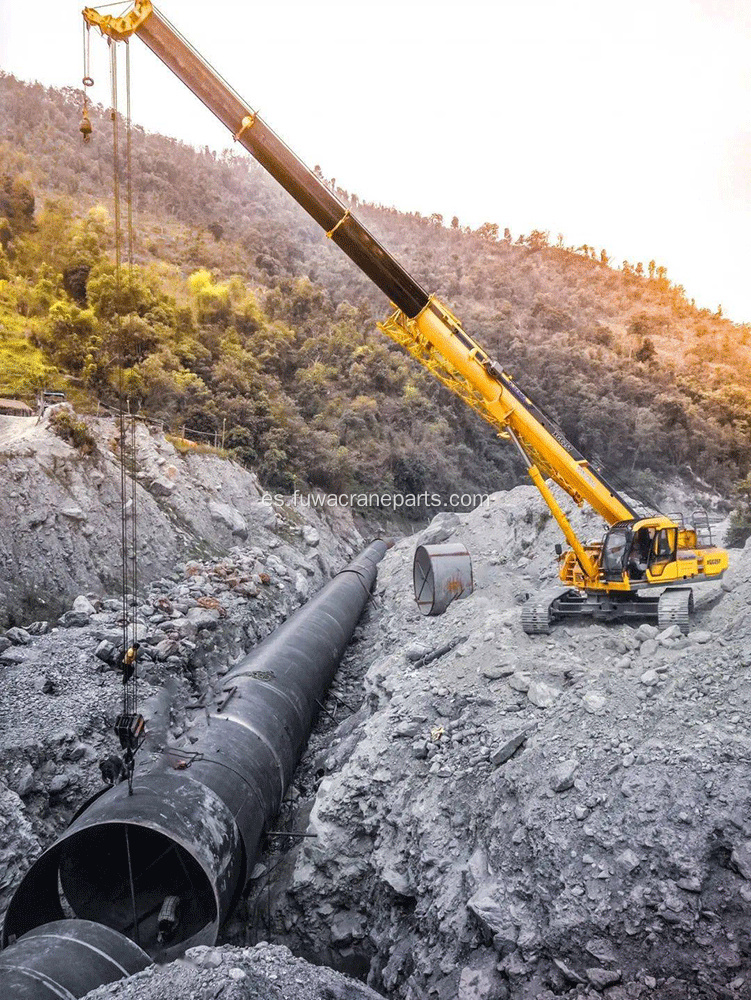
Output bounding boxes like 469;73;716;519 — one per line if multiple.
125;38;139;716
109;37;130;717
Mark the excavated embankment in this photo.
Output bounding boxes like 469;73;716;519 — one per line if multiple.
257;490;751;1000
2;403;749;1000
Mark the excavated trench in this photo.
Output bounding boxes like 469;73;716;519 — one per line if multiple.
0;541;387;998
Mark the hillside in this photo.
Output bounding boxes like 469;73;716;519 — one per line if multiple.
1;72;750;513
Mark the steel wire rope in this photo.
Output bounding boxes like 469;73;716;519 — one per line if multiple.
109;38;130;714
125;38;139;715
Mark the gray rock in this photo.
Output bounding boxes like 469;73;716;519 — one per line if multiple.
24;509;48;528
731;841;751;880
0;636;10;655
60;506;87;521
302;525;320;547
25;621;49;635
73;595;97;615
149;476;175;496
527;680;560;708
382;867;412;896
553;959;584;984
209;501;248;539
95;639;117;663
467;887;505;935
406;643;432;662
691;630;713;644
615;849;641;875
417;511;462;546
640;668;659;687
49;774;70;794
254;501;277;529
154;638;180;661
586;968;622;990
17;764;36;797
5;626;31;645
395;721;423;738
482;665;514;680
186;607;220;630
508;673;531;693
634;623;658;641
491;731;528;766
585;938;618;964
582;692;606;714
657;624;682;642
0;647;27;664
58;610;91;628
640;638;659;658
550;759;579;792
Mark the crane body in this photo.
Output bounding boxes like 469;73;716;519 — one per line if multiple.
82;1;729;633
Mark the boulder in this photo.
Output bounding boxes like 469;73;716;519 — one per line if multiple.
25;621;49;635
73;595;97;616
417;511;462;546
60;506;87;521
95;639;117;664
302;525;320;547
550;759;579;792
58;610;91;628
5;627;31;646
209;501;248;539
527;680;560;708
187;607;220;630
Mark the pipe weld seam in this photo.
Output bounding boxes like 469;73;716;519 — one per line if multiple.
207;713;287;798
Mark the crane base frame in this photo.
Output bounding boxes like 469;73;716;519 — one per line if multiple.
521;587;694;636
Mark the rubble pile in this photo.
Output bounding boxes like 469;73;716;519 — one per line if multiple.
2;399;750;1000
267;488;751;1000
0;408;362;627
83;942;383;1000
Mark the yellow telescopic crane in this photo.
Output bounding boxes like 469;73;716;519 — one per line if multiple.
82;0;728;634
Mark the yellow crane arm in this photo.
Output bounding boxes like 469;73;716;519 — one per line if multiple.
82;1;636;581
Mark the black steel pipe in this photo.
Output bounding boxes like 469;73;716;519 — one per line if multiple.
0;920;149;999
1;541;386;986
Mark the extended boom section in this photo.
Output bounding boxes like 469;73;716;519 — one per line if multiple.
83;1;636;544
81;1;728;630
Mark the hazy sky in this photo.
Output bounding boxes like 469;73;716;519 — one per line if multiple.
2;0;750;323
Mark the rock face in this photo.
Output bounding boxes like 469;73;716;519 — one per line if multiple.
0;410;363;628
264;489;751;1000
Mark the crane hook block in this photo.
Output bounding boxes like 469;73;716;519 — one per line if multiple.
79;110;93;142
115;713;145;752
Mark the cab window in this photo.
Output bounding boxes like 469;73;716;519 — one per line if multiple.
649;528;677;573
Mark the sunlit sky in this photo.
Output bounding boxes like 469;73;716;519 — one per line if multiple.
2;0;750;323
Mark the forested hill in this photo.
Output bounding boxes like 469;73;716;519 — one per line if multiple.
1;71;750;514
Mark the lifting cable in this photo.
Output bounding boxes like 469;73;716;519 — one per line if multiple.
105;30;144;796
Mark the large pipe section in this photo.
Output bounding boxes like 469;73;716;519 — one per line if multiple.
1;541;387;996
0;920;150;999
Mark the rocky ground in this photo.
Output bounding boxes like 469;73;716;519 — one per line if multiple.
83;942;383;1000
258;489;751;1000
2;405;750;1000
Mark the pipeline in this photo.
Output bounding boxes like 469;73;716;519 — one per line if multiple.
0;541;387;997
